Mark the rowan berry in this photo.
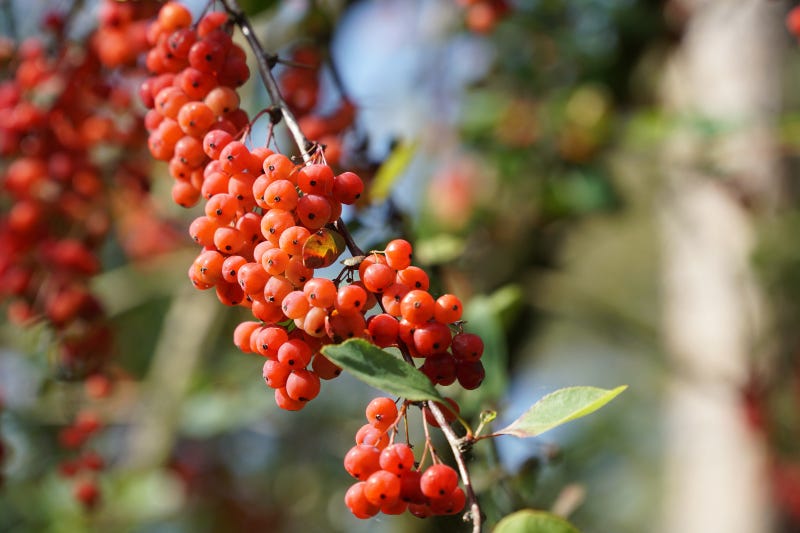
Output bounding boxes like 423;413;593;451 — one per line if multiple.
251;299;284;323
364;470;402;506
381;498;408;515
237;262;269;295
192;249;225;285
297;163;334;195
399;470;427;504
400;290;436;325
73;479;101;510
201;171;229;199
180;67;218;100
157;2;192;32
277;338;313;368
420;353;457;385
311;353;341;380
188;38;225;74
213;226;247;254
380;283;409;317
429;486;466;515
420;464;459;499
303;277;336;308
324;310;367;343
203;129;233;159
263;179;299;211
379;443;415;475
233;321;262;353
451;332;484;362
301;306;328;337
332;171;364;204
362;262;395;294
456;360;485;390
262;153;296;182
384;239;413;270
154;86;189;119
412;321;452;356
367;313;400;348
235;211;261;243
219;141;255;175
205;193;239;225
281;290;310;320
365;397;398;431
344;444;381;480
284;256;314;287
345;481;381;519
274;387;305;411
355;424;389;449
434;294;462;324
261;208;295;244
396;266;430;291
197;11;228;37
296;194;332;230
261;247;290;276
174;135;205;167
264;275;293;305
278;226;311;256
335;284;367;314
285;369;321;402
204;86;240;116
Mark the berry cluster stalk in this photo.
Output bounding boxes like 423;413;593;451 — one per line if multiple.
219;0;313;164
218;0;482;529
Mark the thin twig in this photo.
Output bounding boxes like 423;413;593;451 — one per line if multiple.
427;401;482;533
219;0;314;163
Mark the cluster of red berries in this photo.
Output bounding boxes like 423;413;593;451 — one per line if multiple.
140;2;252;208
278;46;356;167
58;410;105;510
56;372;114;511
93;0;159;68
344;397;466;519
361;244;486;390
0;25;147;375
138;2;487;524
140;2;486;408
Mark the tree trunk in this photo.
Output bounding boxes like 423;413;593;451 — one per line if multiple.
659;1;784;532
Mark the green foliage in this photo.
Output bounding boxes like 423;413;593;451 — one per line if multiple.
496;385;627;438
321;338;444;402
494;509;580;533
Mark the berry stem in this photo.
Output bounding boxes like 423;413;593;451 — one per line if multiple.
219;0;314;163
427;400;482;532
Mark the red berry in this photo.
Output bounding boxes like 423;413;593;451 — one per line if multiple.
365;397;398;431
420;464;459;499
344;444;381;480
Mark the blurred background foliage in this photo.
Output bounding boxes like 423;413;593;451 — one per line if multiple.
1;0;798;532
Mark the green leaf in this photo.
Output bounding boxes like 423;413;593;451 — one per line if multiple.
321;338;444;402
495;385;627;438
370;141;417;201
494;510;580;533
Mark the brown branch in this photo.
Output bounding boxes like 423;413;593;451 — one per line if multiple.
427;400;482;532
219;0;314;164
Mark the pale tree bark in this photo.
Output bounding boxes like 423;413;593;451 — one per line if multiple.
659;1;784;532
